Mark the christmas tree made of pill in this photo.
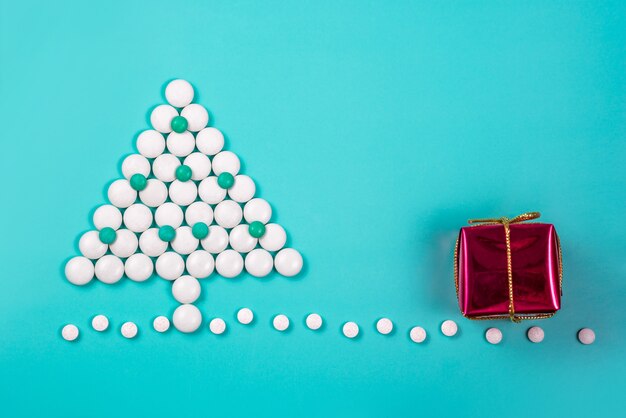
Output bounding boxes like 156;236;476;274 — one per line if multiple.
64;80;303;333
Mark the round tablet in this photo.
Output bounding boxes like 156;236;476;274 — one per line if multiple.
273;314;290;331
578;328;595;345
201;225;229;253
215;250;244;278
229;225;257;253
124;253;153;282
123;203;153;233
173;304;202;333
196;127;224;155
79;230;108;259
165;79;194;108
180;103;208;132
485;328;503;345
198;176;227;204
527;326;545;343
209;318;226;335
185;202;213;226
62;324;79;341
153;315;170;332
306;313;323;330
92;315;109;332
139;179;168;207
169;180;198;206
259;224;287;251
166;131;195;157
409;326;427;343
155;252;185;280
95;255;124;284
376;318;394;335
152;154;181;183
343;322;359;339
136;130;165;158
211;151;240;175
139;228;168;257
93;204;123;230
121;154;151;179
237;308;254;325
65;256;94;285
244;249;273;277
171;226;199;255
109;229;138;258
214;200;243;229
121;321;138;339
243;198;272;224
155;202;184;228
150;104;178;133
108;179;137;208
274;248;303;277
441;320;458;337
183;153;211;181
186;250;214;278
172;275;201;304
228;175;255;203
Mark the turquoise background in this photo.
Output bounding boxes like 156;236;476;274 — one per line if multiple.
1;1;625;417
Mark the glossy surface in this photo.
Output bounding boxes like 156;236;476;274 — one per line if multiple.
172;304;202;333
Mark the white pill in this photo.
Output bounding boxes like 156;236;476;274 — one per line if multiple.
211;151;240;175
215;250;244;278
169;180;198;206
109;229;138;258
108;179;137;208
409;326;427;343
171;226;199;255
121;321;138;339
95;255;124;284
183;152;211;181
237;308;254;325
92;315;109;332
274;248;303;277
166;131;195;157
65;256;94;285
228;175;255;203
150;104;178;133
186;250;214;278
121;154;151;179
136;129;166;158
209;318;227;335
93;204;123;230
343;322;359;339
172;275;201;304
165;79;194;108
243;198;272;224
214;200;243;229
306;313;323;330
259;224;287;251
185;202;213;226
139;228;168;257
155;252;185;280
124;253;153;282
273;314;290;331
79;230;107;259
244;248;273;277
441;320;458;337
229;225;257;253
578;328;595;345
139;179;168;207
485;327;503;345
155;202;184;228
198;176;227;204
201;225;229;253
153;315;170;333
173;304;202;333
195;127;224;155
123;203;153;233
376;318;394;335
152;153;181;183
62;324;79;341
527;326;545;343
181;103;209;132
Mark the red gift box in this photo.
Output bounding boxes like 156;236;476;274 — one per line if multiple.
454;212;562;322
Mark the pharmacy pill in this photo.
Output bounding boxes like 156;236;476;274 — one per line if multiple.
155;252;185;280
139;228;168;257
273;314;290;331
243;198;272;224
121;154;151;179
185;202;213;226
172;275;201;303
124;253;153;282
136;129;166;158
306;313;323;330
214;200;243;229
228;175;255;203
92;315;109;332
109;229;138;258
237;308;254;325
183;152;211;181
527;326;544;343
150;104;178;133
139;179;168;207
93;204;123;230
180;103;208;132
211;151;240;175
108;179;137;208
169;180;197;206
62;324;79;341
165;79;194;108
215;250;244;278
195;127;224;155
153;315;170;332
123;203;153;233
198;176;227;204
376;318;394;335
166;131;195;157
155;202;184;228
186;250;214;278
170;226;199;255
343;322;359;339
274;248;303;277
244;248;273;277
578;328;595;345
201;225;229;253
441;320;458;337
409;326;427;343
229;224;257;253
485;328;503;345
259;224;286;252
79;230;108;259
94;255;124;284
152;154;181;183
121;321;138;339
173;304;202;333
209;318;227;335
65;256;94;285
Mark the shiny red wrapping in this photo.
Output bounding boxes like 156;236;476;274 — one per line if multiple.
457;223;561;318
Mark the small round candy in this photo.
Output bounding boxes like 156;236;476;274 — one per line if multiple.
152;154;181;182
228;175;255;203
165;79;194;108
139;179;168;207
217;172;234;189
172;275;201;304
170;116;188;133
65;256;94;285
201;225;229;253
192;222;209;239
209;318;227;335
79;230;107;259
62;324;79;341
185;202;213;226
175;165;192;182
92;315;109;332
195;127;224;155
215;250;244;278
527;326;545;343
441;320;458;337
181;103;209;132
129;174;148;191
173;304;202;333
123;203;153;233
121;154;150;179
124;253;153;282
171;226;199;255
409;326;427;343
155;202;184;228
229;224;257;253
93;205;122;230
248;221;266;238
244;249;273;277
166;131;195;157
183;153;211;181
578;328;595;345
211;151;240;175
153;316;170;332
136;130;165;158
198;176;227;204
306;313;323;330
108;179;137;208
343;322;359;339
214;200;243;229
99;227;117;244
169;180;197;206
237;308;254;325
158;225;176;242
274;248;303;277
376;318;394;335
139;228;168;257
273;314;290;331
121;321;138;339
95;255;124;284
485;328;503;345
150;104;178;133
155;252;185;280
109;229;138;258
243;198;272;224
259;224;286;251
186;250;214;278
